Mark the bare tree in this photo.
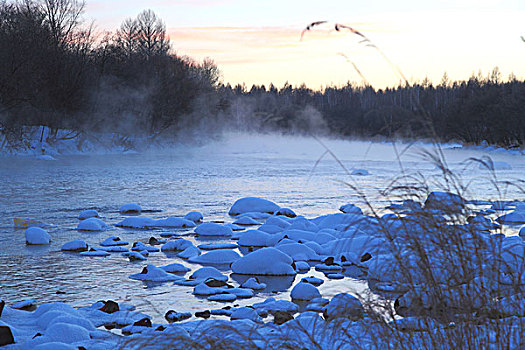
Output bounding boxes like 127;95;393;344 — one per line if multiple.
40;0;85;47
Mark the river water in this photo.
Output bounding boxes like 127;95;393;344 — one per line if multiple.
0;134;523;323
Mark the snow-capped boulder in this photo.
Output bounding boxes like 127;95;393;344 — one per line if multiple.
76;217;107;231
132;242;159;252
178;246;201;259
497;204;525;225
323;293;364;320
116;216;155;229
79;248;110;257
252;298;299;313
424;191;465;213
231;247;296;275
25;227;51;245
276;242;320;261
161;239;194;252
208;293;237;302
160;263;190;273
194;223;233;236
233;216;261;226
122;251;147;261
100;236;129;246
120;203;142;214
61;240;88;252
154;217;196;228
290;282;321;300
519;226;525;237
197;242;238;250
339;204;363;215
129;265;180;282
238;229;274;247
276;207;297;218
78;209;99;220
188;250;241;264
230;307;262;323
184;211;203;222
228;197;280;216
241;277;267;290
190;267;228;281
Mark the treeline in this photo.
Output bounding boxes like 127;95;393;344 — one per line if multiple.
221;69;525;147
1;0;524;149
0;0;220;144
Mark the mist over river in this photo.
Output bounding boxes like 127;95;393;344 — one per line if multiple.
1;133;523;323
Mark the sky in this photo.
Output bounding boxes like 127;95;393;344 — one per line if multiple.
85;0;525;90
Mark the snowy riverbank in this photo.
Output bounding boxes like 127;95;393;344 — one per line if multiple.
2;194;525;348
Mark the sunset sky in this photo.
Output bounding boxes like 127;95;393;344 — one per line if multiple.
86;0;525;90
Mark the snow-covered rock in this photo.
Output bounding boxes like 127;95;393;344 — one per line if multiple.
160;263;190;273
238;229;274;247
129;265;180;282
323;293;364;320
76;218;107;231
122;251;147;261
276;242;320;261
116;216;155;228
25;227;51;245
188;249;241;264
241;277;267;290
120;203;142;214
161;239;194;252
230;307;262;323
197;242;238;250
61;240;88;252
190;267;228;281
178;246;201;259
228;197;280;216
80;248;110;257
100;236;129;246
424;191;465;213
497;204;525;225
208;293;237;302
231;247;296;275
184;211;203;222
290;282;321;300
194;222;233;236
78;209;99;220
154;217;196;228
339;204;363;215
233;216;261;225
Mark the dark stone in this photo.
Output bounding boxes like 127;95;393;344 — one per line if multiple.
78;347;87;350
0;326;15;346
360;253;372;262
56;290;66;295
195;310;211;319
89;248;96;251
341;255;347;263
165;310;191;323
324;257;335;266
32;332;42;339
0;300;4;318
99;300;119;314
133;318;152;327
140;267;148;274
223;306;231;310
204;279;227;288
272;311;294;325
155;326;166;332
132;242;138;248
148;237;160;245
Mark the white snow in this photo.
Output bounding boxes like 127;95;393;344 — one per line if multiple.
61;240;88;252
76;218;107;231
129;265;180;282
184;211;203;222
194;222;233;236
159;263;190;273
190;267;228;281
229;307;262;323
120;203;142;214
79;248;110;257
339;204;363;215
178;246;201;259
275;242;320;261
100;236;129;246
25;227;51;245
77;209;99;220
161;239;194;251
290;282;321;300
241;277;266;290
233;216;261;225
188;249;241;264
207;293;237;302
231;247;296;275
228;197;280;216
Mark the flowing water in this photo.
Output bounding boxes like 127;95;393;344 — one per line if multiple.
0;134;523;323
